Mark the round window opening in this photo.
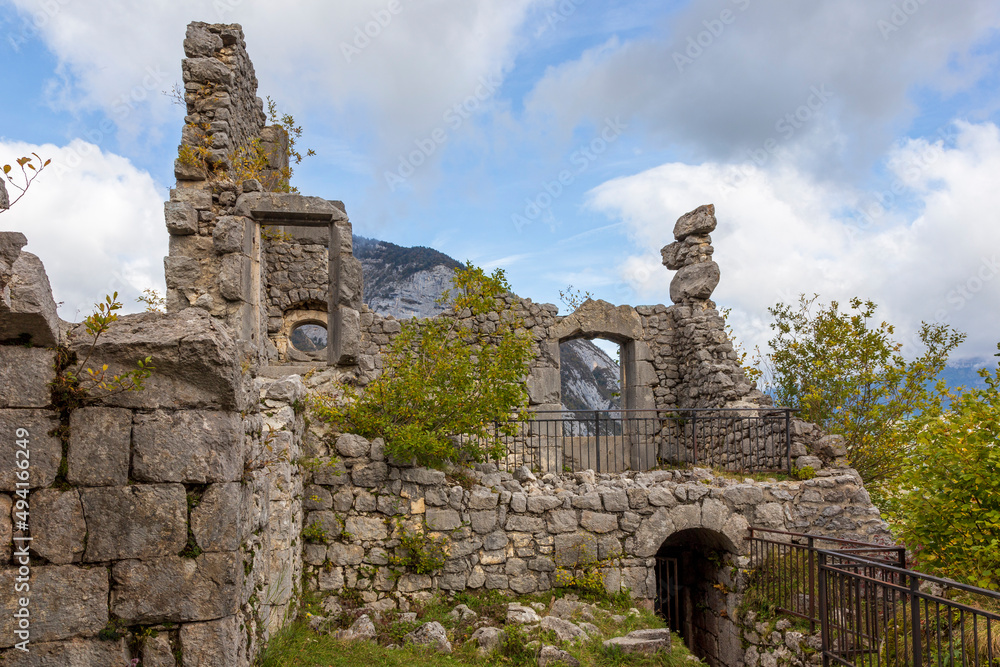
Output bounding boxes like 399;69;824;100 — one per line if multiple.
290;323;328;353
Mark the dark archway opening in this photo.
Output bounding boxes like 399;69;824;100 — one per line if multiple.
655;529;741;667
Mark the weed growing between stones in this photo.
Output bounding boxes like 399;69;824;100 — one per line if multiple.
389;522;448;575
302;520;328;544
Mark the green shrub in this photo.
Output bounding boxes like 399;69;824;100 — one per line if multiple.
312;263;533;468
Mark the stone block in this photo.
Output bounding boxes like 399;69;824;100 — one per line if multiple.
554;532;598;567
0;638;129;665
170;186;213;209
526;367;560;405
191;483;243;552
546;510;578;533
67;407;132;486
184;23;224;57
669;261;720;303
337;254;363;310
179;615;239;667
505;515;544;532
526;495;561;513
182;57;234;87
165;201;198;235
219;252;250;302
0;565;108;646
141;633;177;667
111;553;240;624
331;306;360;365
469;487;499;509
351;461;387;487
132;410;243;483
29;489;86;564
328;542;364;566
632;507;675;558
0;409;62;491
400;467;446;485
164;255;202;289
80;484;187;561
64;309;245;410
673;204;717;240
0;250;60;347
426;507;461;531
212;216;250;254
336;433;370;457
601;489;628;512
580;511;618;534
345;516;388;541
470;510;497;534
0;348;54;408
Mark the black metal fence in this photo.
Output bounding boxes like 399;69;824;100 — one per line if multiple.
747;528;1000;666
485;407;794;474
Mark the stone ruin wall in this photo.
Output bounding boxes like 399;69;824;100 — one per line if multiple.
0;21;892;667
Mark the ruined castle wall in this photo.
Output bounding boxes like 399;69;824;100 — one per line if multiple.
290;427;888;612
0;232;302;665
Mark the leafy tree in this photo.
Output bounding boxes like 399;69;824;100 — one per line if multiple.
894;350;1000;589
313;263;533;468
764;295;964;486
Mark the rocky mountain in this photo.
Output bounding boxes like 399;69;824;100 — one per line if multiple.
354;235;622;413
559;339;621;414
353;236;462;319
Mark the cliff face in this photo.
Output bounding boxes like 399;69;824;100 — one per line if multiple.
353;235;462;320
559;338;621;413
354;235;622;411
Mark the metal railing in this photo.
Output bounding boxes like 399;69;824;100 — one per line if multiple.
747;528;1000;666
484;407;795;474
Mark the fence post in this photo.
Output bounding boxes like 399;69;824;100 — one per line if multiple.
909;573;923;667
594;410;601;472
818;550;830;667
785;409;792;474
691;411;698;466
808;536;816;635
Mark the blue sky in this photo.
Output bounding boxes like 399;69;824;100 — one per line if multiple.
1;0;999;373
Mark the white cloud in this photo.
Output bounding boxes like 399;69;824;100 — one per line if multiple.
588;121;1000;363
0;139;166;321
5;0;542;173
524;0;1000;174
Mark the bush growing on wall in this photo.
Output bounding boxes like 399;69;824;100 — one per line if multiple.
313;263;533;468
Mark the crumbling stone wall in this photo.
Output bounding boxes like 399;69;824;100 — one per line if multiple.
291;426;887;613
0;232;302;665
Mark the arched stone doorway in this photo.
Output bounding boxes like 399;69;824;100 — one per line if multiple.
547;300;657;471
655;528;743;667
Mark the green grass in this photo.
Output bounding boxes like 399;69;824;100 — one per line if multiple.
258;588;707;667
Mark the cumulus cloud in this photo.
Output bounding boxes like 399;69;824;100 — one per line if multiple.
0;139;166;321
588;121;1000;363
5;0;542;174
524;0;1000;176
